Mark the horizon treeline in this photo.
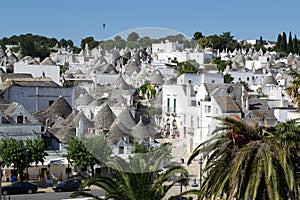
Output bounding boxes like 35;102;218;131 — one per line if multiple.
0;31;299;61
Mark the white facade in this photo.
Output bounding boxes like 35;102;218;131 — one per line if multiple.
245;56;269;71
14;61;60;85
228;71;265;86
152;41;184;54
177;73;224;85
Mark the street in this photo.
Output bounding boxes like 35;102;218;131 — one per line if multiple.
1;189;105;200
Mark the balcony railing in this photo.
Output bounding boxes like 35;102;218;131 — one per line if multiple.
164;106;176;113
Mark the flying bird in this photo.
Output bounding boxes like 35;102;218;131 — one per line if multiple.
102;22;106;29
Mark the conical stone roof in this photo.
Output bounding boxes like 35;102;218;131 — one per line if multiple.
40;57;56;65
114;75;132;90
107;118;132;144
148;70;164;85
33;95;72;124
94;103;116;130
130;117;157;139
75;93;95;106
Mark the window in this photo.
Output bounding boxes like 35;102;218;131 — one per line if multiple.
17;115;23;124
191;100;196;106
90;111;94;120
216;108;218;114
212;80;215;83
167;98;170;112
49;100;54;107
119;146;124;154
247;77;249;81
205;105;211;113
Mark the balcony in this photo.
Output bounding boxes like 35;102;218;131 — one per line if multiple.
164;106;177;114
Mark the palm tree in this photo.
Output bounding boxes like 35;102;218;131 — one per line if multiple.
286;69;300;111
186;116;300;200
71;145;189;200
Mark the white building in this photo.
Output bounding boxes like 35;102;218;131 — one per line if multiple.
152;41;184;54
177;73;224;85
14;61;60;85
162;76;244;153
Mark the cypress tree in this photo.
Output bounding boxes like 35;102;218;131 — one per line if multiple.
276;34;282;52
293;34;299;54
281;32;287;53
288;31;293;54
259;36;263;48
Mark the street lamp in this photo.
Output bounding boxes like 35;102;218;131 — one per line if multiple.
191;178;199;187
179;158;184;200
26;149;29;181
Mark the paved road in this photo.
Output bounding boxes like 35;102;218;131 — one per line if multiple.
156;137;200;200
1;189;105;200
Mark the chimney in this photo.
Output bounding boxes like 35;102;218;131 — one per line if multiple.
241;85;249;110
186;80;192;106
76;119;84;139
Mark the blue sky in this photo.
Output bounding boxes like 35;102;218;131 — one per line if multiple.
1;0;299;46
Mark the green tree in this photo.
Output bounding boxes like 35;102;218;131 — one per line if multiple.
64;136;112;176
288;31;293;54
138;36;151;48
224;73;234;83
125;41;139;50
25;138;48;166
220;32;234;44
193;31;204;40
20;39;35;57
281;32;287;53
58;38;67;48
259;36;263;48
132;143;149;153
293;34;299;54
286;69;300;111
80;36;99;50
275;33;282;52
0;138;47;176
66;39;74;48
114;35;123;42
212;57;231;73
187;116;300;200
127;32;139;41
177;60;199;74
138;81;150;99
71;147;188;200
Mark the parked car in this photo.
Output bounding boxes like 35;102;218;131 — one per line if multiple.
52;179;82;192
1;181;38;195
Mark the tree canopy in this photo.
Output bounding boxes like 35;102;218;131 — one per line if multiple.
64;136;112;176
0;138;47;176
71;143;188;200
187;116;300;200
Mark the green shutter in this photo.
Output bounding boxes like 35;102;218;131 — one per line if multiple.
174;99;176;113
